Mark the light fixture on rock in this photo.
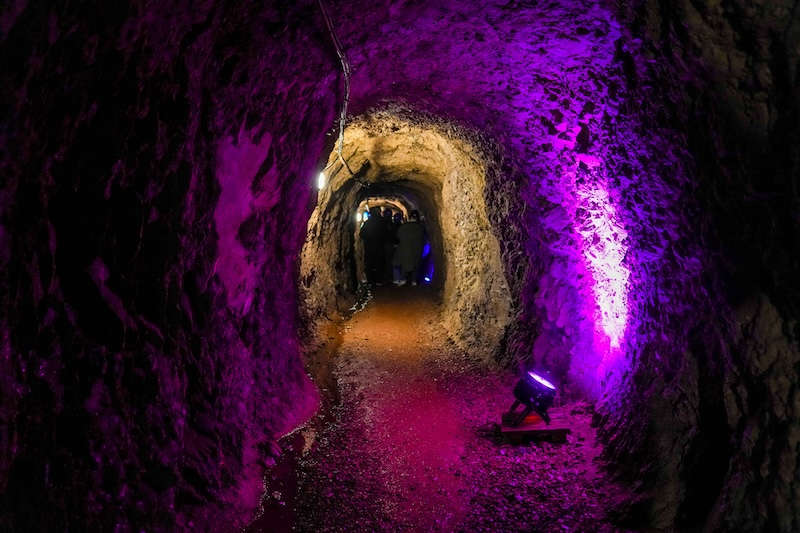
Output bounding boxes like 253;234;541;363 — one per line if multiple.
504;371;557;426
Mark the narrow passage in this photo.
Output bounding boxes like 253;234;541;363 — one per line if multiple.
253;288;629;532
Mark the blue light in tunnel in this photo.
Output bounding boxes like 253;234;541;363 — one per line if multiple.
424;262;435;284
422;242;430;258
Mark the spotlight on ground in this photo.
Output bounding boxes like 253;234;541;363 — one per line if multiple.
317;171;326;189
505;371;556;425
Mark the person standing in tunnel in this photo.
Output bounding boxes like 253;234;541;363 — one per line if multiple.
395;210;425;286
382;208;398;284
360;206;386;286
391;211;404;284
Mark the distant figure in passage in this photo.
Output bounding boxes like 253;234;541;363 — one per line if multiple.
391;212;404;284
382;209;397;284
395;210;425;286
360;206;386;285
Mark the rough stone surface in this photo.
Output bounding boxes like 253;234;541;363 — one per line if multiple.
0;0;797;531
597;2;800;530
1;2;333;529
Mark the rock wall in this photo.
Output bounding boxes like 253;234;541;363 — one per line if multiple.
1;1;335;529
324;1;705;406
1;0;797;530
598;1;800;530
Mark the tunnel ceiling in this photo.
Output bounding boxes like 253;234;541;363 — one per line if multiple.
1;0;798;531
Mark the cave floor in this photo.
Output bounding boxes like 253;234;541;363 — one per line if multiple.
248;287;630;532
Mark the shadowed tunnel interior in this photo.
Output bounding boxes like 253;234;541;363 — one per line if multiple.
350;190;439;288
301;111;513;360
1;1;799;531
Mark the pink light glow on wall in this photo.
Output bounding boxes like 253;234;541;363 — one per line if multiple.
574;177;630;349
214;130;273;314
336;0;693;401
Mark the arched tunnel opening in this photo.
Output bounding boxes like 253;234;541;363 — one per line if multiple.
2;1;799;532
349;189;440;288
301;111;513;363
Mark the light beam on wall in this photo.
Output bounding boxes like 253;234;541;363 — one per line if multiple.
575;175;630;349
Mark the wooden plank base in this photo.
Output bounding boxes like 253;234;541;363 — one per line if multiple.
500;409;571;444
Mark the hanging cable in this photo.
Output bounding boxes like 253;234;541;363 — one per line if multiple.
318;0;356;178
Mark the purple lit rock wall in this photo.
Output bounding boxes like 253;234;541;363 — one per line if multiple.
1;0;798;531
604;3;800;530
327;1;704;402
1;2;333;529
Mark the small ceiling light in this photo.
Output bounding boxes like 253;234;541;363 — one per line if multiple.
317;171;326;190
423;276;431;282
504;371;557;426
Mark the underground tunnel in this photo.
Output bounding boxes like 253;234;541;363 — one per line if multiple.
301;111;513;360
1;1;799;531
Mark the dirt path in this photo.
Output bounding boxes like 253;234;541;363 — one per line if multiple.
248;287;630;532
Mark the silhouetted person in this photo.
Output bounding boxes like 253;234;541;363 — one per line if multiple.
382;209;398;283
395;210;425;286
360;207;386;285
391;212;404;284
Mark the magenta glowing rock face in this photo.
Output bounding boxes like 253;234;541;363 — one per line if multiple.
328;0;677;399
528;371;556;390
215;132;273;314
574;171;631;350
